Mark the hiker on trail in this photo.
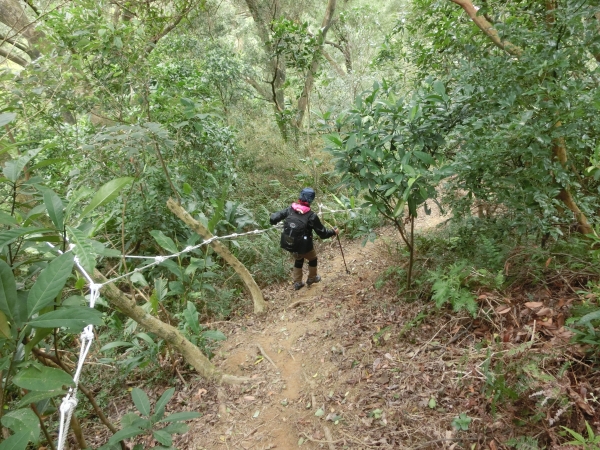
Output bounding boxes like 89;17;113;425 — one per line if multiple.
270;187;339;290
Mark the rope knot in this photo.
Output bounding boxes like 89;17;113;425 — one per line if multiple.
154;256;165;263
60;396;78;414
81;326;94;342
184;246;194;252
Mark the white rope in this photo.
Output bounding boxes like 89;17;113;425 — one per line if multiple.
53;203;365;447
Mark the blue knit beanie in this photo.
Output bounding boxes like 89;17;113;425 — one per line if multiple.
299;187;316;204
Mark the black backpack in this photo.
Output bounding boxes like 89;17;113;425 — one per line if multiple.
280;209;313;253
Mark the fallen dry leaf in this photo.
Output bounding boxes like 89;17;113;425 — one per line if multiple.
495;305;511;315
525;302;544;309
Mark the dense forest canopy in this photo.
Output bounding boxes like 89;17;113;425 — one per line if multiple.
1;0;600;448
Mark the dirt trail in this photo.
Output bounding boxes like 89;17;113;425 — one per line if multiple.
182;207;451;450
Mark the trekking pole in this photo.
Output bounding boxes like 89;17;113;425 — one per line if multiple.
336;232;350;274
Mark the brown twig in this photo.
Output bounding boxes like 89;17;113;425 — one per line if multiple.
256;344;278;370
289;299;311;308
301;432;344;445
322;425;337;450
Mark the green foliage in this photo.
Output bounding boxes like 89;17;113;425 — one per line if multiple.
505;436;540;450
324;79;453;222
427;263;478;317
451;413;471;431
561;422;600;449
98;387;201;450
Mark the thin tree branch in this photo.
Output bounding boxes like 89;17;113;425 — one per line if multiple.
322;49;345;76
448;0;523;56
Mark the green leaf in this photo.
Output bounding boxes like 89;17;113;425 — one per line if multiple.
0;311;11;339
0;112;17;127
65;187;93;220
392;200;405;218
202;330;226;341
577;310;600;325
153;388;175;421
152;430;172;447
0;430;30;450
1;408;40;443
105;426;145;446
0;259;19;325
428;397;436;409
43;189;64;230
67;226;97;273
12;366;74;391
433;80;446;96
131;387;151;417
29;158;67;171
0;227;50;250
100;341;134;351
413;151;435;166
27;252;75;317
28;306;104;329
182;183;192;195
23;328;53;358
159;411;201;422
0;211;19;226
149;230;178;253
80;177;134;218
161;422;189;434
16;389;66;408
3;149;41;183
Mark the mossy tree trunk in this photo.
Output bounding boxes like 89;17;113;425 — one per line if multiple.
166;198;267;314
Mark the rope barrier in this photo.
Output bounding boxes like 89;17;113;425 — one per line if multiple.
53;203;366;448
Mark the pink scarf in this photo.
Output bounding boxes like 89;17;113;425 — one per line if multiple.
292;202;311;214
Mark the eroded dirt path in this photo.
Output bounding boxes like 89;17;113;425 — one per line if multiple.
184;214;456;450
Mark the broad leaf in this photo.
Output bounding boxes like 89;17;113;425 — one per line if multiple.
202;330;226;341
159;411;201;422
0;311;11;339
152;430;172;447
67;226;97;273
0;211;18;226
100;341;134;351
149;230;178;253
161;422;189;434
16;389;66;408
103;426;145;447
80;177;134;218
43;189;64;230
27;252;75;317
29;306;104;329
153;388;175;421
3;149;41;183
131;388;151;417
12;366;74;391
1;408;40;443
0;259;18;324
0;112;16;127
0;430;30;450
0;227;50;250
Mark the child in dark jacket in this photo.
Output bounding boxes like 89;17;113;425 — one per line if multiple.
270;187;338;290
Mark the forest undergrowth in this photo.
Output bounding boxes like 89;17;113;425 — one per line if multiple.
79;214;600;450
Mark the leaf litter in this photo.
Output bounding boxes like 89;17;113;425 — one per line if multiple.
92;222;600;449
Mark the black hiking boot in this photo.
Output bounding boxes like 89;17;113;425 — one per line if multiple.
294;281;305;291
306;276;321;286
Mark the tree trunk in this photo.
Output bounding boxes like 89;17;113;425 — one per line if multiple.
93;270;247;384
166;198;267;314
0;0;43;62
292;0;337;129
